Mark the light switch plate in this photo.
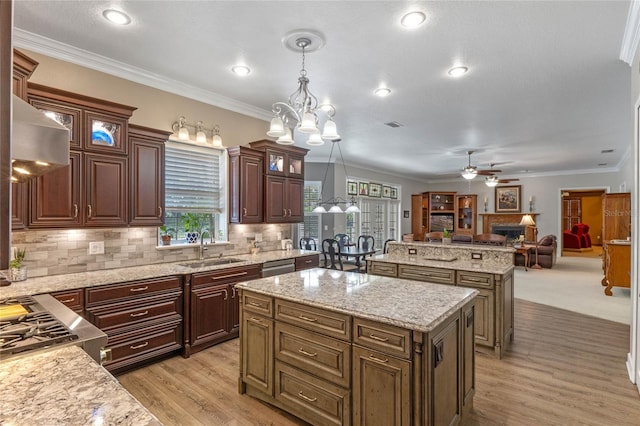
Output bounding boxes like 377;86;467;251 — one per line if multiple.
276;232;282;240
408;248;417;255
255;233;262;242
89;241;105;255
471;252;482;260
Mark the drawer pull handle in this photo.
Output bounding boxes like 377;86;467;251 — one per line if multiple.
232;287;236;298
368;354;389;363
250;317;263;323
130;342;149;350
304;260;312;263
73;204;78;218
298;315;318;322
243;207;247;217
298;348;318;357
130;310;149;318
369;334;389;342
59;297;75;304
222;289;228;301
87;204;92;218
212;271;247;280
297;391;317;402
130;286;149;293
158;206;163;217
248;301;263;307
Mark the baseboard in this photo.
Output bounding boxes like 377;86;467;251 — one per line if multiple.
626;352;637;384
563;247;594;252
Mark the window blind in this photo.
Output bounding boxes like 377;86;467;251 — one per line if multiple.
165;141;222;212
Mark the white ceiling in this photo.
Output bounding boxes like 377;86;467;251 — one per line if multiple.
13;1;632;182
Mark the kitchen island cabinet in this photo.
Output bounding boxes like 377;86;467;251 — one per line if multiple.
237;269;478;426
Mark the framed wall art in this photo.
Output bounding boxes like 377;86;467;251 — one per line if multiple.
495;185;521;213
347;180;358;195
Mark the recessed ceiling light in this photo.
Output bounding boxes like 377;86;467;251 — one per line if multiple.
231;65;251;76
401;11;426;28
598;163;608;166
374;87;391;97
102;9;131;25
448;66;469;77
601;149;614;153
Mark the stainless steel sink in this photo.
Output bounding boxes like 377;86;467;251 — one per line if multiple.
179;258;245;268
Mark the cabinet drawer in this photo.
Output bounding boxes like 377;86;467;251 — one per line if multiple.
353;317;412;359
276;299;351;341
275;360;350;426
51;289;84;312
192;265;261;287
104;318;182;374
86;292;182;332
242;291;273;317
86;276;182;306
398;264;454;285
457;271;494;289
295;254;319;271
368;261;397;277
275;322;350;388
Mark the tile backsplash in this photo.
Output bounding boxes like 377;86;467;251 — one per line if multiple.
10;223;294;278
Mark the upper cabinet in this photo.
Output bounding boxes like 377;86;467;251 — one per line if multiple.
455;194;477;235
228;146;264;224
12;49;38;101
250;140;306;179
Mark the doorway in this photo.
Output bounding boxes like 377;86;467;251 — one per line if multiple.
560;188;605;255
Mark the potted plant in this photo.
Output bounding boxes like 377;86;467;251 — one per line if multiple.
159;225;175;246
9;248;27;281
442;229;452;244
181;213;208;244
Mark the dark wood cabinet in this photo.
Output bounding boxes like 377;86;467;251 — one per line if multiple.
51;288;85;315
128;124;169;226
186;265;262;356
11;182;28;230
85;153;128;227
228;146;264;224
29;151;81;228
12;49;37;101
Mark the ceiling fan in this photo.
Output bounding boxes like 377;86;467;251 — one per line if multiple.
460;151;502;180
482;164;519;187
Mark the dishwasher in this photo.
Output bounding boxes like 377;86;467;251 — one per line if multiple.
261;258;296;277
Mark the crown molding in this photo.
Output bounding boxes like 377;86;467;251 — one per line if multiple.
620;1;640;65
13;29;273;121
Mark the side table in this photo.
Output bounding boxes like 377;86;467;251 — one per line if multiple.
514;245;531;271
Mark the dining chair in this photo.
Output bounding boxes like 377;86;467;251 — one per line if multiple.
299;237;317;251
357;235;375;252
383;238;395;254
334;233;350;250
322;238;343;270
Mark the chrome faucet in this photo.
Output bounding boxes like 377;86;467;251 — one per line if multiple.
199;231;209;260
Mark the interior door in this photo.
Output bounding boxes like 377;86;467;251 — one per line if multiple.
562;197;581;230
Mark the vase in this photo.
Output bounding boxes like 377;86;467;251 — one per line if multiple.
442;238;452;245
186;232;199;244
9;266;27;282
161;235;172;246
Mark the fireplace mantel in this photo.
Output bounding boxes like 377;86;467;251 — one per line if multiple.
480;213;539;241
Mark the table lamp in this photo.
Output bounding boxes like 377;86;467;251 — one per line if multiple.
519;214;541;269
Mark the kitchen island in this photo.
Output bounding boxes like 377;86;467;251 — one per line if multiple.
236;268;478;426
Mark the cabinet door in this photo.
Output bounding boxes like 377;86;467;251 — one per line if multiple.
129;133;164;226
431;316;461;426
242;314;274;395
84;110;128;155
462;303;475;410
265;176;287;223
11;182;28;230
352;345;411;426
229;153;264;224
85;153;128;226
230;285;240;336
29;151;82;228
190;284;230;349
286;178;304;222
472;289;495;348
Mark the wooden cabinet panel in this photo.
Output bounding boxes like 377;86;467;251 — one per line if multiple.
29;97;81;148
353;317;412;359
242;313;274;395
51;288;84;314
287;178;304;222
265;176;287;223
295;254;319;271
11;182;28;230
367;261;398;277
398;264;455;285
275;299;351;341
242;291;274;317
352;345;410;426
190;283;230;347
29;151;81;228
603;242;631;296
84;153;128;226
462;304;476;411
602;193;631;241
191;264;261;287
128;125;168;226
230;285;240;336
83;110;128;155
86;276;182;306
13;49;38;101
457;270;494;289
472;289;495;348
431;316;461;426
228;147;264;224
456;194;477;235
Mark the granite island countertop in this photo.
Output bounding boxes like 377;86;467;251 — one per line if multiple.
0;345;161;425
1;249;319;298
235;268;478;332
368;252;514;275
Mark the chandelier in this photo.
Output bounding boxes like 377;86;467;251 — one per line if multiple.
312;139;360;214
266;33;339;146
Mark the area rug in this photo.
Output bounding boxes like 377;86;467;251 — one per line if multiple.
513;254;631;324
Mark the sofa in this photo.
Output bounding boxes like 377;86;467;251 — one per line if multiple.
562;223;592;251
515;234;557;269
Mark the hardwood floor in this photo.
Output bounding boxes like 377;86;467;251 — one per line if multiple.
118;299;640;425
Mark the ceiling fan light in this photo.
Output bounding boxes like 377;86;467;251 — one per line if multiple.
461;168;477;180
485;176;499;187
276;128;294;145
267;116;286;137
298;111;318;133
321;119;339;140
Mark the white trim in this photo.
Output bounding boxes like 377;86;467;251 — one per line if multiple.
13;29;273;121
629;93;640;390
620;1;640;66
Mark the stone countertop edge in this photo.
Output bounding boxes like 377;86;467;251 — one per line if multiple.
236;269;479;333
2;249;320;299
0;345;161;426
389;241;516;252
368;253;514;275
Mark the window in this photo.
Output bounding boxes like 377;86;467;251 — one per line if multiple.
297;181;322;247
346;181;400;249
161;140;226;244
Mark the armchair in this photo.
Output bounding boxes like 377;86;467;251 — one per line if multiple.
562;223;592;251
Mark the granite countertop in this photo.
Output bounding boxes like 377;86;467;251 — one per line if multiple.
368;253;514;275
390;240;516;253
236;268;478;333
0;346;161;425
2;249;319;298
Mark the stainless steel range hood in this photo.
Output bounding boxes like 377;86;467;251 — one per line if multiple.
11;94;70;183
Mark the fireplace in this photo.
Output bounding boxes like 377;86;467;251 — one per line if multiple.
491;225;525;241
481;213;538;241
